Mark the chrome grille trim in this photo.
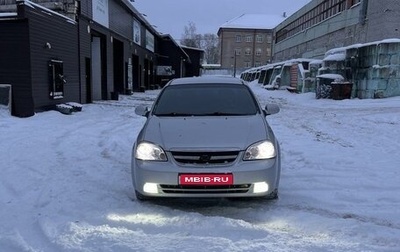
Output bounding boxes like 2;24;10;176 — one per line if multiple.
171;151;239;164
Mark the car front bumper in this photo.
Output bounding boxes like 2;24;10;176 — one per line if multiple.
131;154;280;198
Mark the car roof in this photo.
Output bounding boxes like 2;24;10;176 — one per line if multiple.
167;76;245;86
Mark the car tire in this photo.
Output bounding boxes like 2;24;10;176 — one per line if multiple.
265;189;279;200
135;190;150;201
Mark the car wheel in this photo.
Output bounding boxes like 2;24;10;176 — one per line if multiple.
265;189;279;200
135;190;150;201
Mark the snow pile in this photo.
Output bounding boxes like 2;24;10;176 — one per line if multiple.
0;83;399;251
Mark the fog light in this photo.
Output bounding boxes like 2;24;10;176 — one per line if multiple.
253;182;269;193
143;183;158;194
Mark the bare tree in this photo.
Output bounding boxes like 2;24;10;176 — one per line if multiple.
181;22;219;64
181;21;201;48
201;33;219;64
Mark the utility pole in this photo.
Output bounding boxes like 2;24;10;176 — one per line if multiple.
233;53;237;77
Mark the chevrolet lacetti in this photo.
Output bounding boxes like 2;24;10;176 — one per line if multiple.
131;76;281;200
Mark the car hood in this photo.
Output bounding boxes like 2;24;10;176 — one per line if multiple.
141;115;268;151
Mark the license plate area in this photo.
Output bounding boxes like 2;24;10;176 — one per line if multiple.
179;174;234;186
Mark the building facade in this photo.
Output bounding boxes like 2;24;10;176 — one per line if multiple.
218;14;284;75
273;0;400;61
239;0;400;99
0;0;202;117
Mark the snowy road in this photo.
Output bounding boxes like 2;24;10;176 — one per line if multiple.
1;81;399;251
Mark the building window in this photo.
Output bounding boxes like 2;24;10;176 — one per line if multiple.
244;61;251;68
235;48;241;55
255;48;262;56
245;48;252;55
255;61;262;67
266;47;271;57
256;35;263;43
266;34;272;44
235;35;241;42
246;35;252;42
275;0;353;43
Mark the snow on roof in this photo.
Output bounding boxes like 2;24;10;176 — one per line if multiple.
316;74;344;80
202;64;221;68
22;0;77;24
242;58;314;73
283;59;312;66
325;38;400;57
324;53;346;62
0;12;17;17
310;59;323;65
220;14;285;30
180;45;205;52
379;38;400;44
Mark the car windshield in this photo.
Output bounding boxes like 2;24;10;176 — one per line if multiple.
153;84;259;116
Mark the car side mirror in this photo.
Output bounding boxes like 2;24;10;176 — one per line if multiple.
135;106;149;117
264;104;280;116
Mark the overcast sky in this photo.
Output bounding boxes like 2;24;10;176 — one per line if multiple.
132;0;312;41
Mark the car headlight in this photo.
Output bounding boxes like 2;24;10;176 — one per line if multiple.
243;141;276;160
135;142;167;161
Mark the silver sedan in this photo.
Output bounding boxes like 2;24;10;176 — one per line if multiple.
132;76;281;200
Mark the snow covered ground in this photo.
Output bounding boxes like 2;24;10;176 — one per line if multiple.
1;80;399;252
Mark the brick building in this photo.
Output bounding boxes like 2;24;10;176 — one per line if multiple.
217;14;285;75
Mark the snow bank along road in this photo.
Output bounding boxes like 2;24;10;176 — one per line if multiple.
0;82;399;252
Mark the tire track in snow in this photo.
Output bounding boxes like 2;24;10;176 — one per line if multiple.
279;203;400;230
129;199;368;252
253;92;400;236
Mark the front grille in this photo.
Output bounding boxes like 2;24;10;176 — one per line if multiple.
171;151;239;164
160;184;251;194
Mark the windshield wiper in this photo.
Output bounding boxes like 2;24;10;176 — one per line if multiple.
155;112;194;117
156;112;248;116
202;112;245;116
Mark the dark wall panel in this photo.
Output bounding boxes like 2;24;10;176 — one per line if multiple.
109;0;133;39
79;0;93;20
0;19;34;117
23;5;80;109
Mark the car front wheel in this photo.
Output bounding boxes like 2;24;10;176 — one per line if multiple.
135;190;150;201
265;189;279;200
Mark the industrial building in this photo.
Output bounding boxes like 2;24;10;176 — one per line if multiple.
217;14;285;75
0;0;203;117
240;0;400;99
273;0;400;61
